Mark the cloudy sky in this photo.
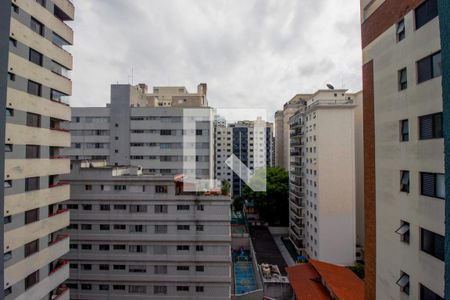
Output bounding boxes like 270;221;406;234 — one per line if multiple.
70;0;362;119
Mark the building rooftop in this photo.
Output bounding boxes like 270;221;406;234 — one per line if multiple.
287;259;364;300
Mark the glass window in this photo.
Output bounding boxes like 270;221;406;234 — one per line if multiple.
421;228;444;261
420;284;444;300
396;272;410;295
396;19;405;41
25;271;39;290
419;113;443;139
400;119;409;142
29;48;43;66
421;172;445;199
24;240;39;257
395;221;410;243
27;81;42;97
398;68;407;90
154;286;167;294
417;51;442;83
415;0;438;30
30;17;44;36
25;177;39;192
26;145;40;159
400;170;410;193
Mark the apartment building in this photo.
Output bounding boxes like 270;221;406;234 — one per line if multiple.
215;118;273;196
361;0;445;298
61;83;214;180
62;161;231;300
274;95;305;171
288;90;363;266
0;0;74;299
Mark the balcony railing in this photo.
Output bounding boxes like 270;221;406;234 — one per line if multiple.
49;181;69;188
52;286;68;300
49;260;69;275
48;209;69;218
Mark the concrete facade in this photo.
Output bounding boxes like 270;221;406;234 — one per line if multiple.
361;0;444;298
61;83;214;180
288;90;363;266
3;1;74;299
62;161;232;300
214;118;273;197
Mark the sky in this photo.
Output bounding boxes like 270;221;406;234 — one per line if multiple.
70;0;362;120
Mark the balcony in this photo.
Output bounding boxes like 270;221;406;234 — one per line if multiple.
48;234;69;247
14;260;69;300
51;286;69;300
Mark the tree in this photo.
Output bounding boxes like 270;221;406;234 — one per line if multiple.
242;167;289;226
221;180;230;195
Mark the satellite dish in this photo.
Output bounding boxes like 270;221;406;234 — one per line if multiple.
326;84;335;90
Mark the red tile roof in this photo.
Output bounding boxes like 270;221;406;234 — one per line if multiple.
286;263;330;300
287;260;365;300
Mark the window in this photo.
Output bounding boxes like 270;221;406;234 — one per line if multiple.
99;264;109;270
177;205;190;211
67;204;78;209
196;265;205;272
129;286;146;294
415;0;438;29
129;265;147;273
99;285;109;291
177;245;189;251
421;228;444;261
396;19;405;41
130;205;147;213
114;185;126;190
66;283;78;290
6;108;13;117
130;225;146;233
113;224;126;230
70;263;78;269
99;224;110;230
8;72;15;81
26;112;41;128
113;244;126;250
81;264;92;270
30;17;44;36
160;130;172;135
196;286;204;293
417;51;442;83
24;240;39;257
113;285;126;290
69;243;78;249
36;0;46;7
398;68;407;90
154;286;167;294
51;89;68;102
29;48;43;66
11;3;18;13
419;113;443;139
196;245;204;252
26;145;40;159
177;286;189;292
154;265;167;274
129;245;146;253
5;144;13;152
400;171;410;193
196;129;203;135
177;266;189;271
9;37;17;48
25;208;39;224
68;224;78;230
177;225;190;231
154;205;168;214
196;225;204;231
395;221;410;243
155;185;168;193
421;172;445;199
82;204;92;210
396;271;410;295
114;204;126;210
81;224;92;230
420;284;444;300
81;284;92;290
81;244;92;250
113;265;125;270
400;120;409;142
99;244;110;251
100;204;110;211
4;216;11;224
196;204;204;211
25;271;39;290
154;225;167;234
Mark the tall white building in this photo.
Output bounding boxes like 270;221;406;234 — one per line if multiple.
288;90;363;266
1;1;74;299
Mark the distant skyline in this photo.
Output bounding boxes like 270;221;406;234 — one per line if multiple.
70;0;362;118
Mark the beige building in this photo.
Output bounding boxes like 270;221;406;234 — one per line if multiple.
274;95;304;170
3;0;74;299
361;0;444;298
288;90;363;266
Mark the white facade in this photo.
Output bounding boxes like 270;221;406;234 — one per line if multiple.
289;90;362;266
